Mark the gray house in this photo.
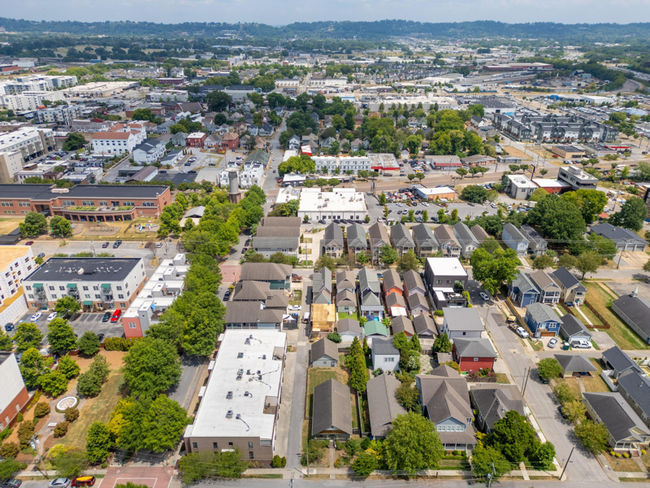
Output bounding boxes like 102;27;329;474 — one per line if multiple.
471;224;490;243
412;223;439;257
359;268;383;319
368;222;390;257
403;269;426;297
471;385;525;433
590;223;647;252
346;223;368;254
551;267;587;306
434;225;461;258
336;289;357;314
367;374;406;439
521;225;548;256
312;379;352;440
453;222;479;258
322;223;345;258
556;354;597;377
440;308;484;339
336;270;356;292
413;314;437;337
390;223;415;256
528;270;561;305
392;316;415;336
612;292;650;344
312;267;333;304
337;318;363;341
311;338;339;367
559;314;592;343
502;223;529;256
408;293;430;316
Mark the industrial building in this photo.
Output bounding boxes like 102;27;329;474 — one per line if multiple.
298;188;367;222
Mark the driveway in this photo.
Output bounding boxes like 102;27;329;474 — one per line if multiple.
485;310;609;483
11;311;125;341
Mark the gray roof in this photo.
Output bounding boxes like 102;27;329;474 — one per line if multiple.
259;216;302;228
232;281;288;308
418;367;475;430
336;270;356;290
526;302;562;325
383;269;402;292
184;206;205;218
454;338;496;358
313;267;333;294
373;337;399;356
407;293;429;312
555;354;597;373
323;223;344;248
434;225;459;246
361;291;382;307
471;385;525;432
503;223;527;243
403;269;425;293
591;223;646;245
511;272;538;294
312;379;353;436
240;263;291;282
385;292;406;309
612;294;650;338
25;257;141;283
368;222;390;248
367;374;407;437
391;223;415;248
358;268;380;293
552;266;586;293
414;314;437;335
444;308;484;332
559;314;592;340
617;370;650;418
528;270;559;292
223;301;284;324
311;338;339;362
471;224;490;243
602;347;639;375
336;289;357;306
453;222;479;247
392;316;415;336
337;318;362;335
412;223;438;249
252;236;300;250
520;225;547;252
583;392;650;442
346;223;367;249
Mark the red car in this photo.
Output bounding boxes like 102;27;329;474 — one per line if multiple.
110;310;122;323
72;477;96;487
24;241;34;246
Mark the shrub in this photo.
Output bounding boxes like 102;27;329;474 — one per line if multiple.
271;455;282;468
452;450;460;456
34;402;51;418
16;413;23;423
101;462;108;469
0;442;20;459
623;452;630;458
17;420;35;448
643;449;647;455
104;337;140;351
615;453;621;458
54;421;69;438
281;456;286;467
64;408;80;423
433;310;444;317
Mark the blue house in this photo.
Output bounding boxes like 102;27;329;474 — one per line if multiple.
524;302;563;338
509;273;539;307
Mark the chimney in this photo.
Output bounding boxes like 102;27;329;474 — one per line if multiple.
632;285;639;298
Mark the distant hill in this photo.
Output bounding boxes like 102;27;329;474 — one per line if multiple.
1;18;649;41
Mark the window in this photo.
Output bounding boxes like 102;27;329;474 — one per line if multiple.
99;201;107;206
436;280;442;284
142;202;155;207
237;352;243;358
18;202;29;207
213;442;218;449
95;294;101;299
1;202;12;207
28;294;33;299
52;294;57;299
83;286;89;291
118;294;124;299
26;286;31;291
85;294;90;299
62;200;74;206
82;201;94;206
59;286;65;291
385;357;395;363
192;442;198;449
49;286;55;291
248;442;253;448
228;442;233;447
129;323;136;329
474;358;479;362
93;286;99;291
116;286;122;291
123;201;135;206
249;452;254;460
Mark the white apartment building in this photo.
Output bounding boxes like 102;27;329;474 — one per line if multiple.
0;151;23;184
298;187;368;222
91;131;138;155
312;155;372;174
0;246;35;326
309;78;348;88
132;139;166;164
121;253;188;338
33;105;83;126
146;90;189;102
23;257;147;311
240;163;265;188
1;90;66;111
0;75;77;96
0;127;55;162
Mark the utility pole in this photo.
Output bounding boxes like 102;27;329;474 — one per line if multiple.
486;463;496;488
522;366;531;396
559;447;575;481
90;239;95;257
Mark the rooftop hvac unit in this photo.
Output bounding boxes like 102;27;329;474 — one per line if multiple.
226;410;233;419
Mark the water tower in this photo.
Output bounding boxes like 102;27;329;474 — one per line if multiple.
227;169;242;204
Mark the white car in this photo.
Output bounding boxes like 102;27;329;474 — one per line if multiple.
289;305;301;311
30;312;42;322
479;292;490;301
548;338;558;349
515;327;530;338
46;312;58;322
49;479;70;488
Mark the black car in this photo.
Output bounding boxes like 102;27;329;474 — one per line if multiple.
113;240;122;249
1;480;22;488
102;312;111;322
97;333;105;342
102;242;109;248
4;323;14;332
37;252;45;258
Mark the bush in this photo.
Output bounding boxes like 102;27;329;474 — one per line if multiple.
54;421;69;438
17;420;35;448
271;455;283;468
0;442;20;459
104;337;140;351
34;402;51;418
77;331;101;356
281;456;286;467
433;310;444;317
623;452;630;458
64;408;79;423
452;450;460;456
327;332;342;343
16;413;23;423
615;453;621;458
642;449;647;455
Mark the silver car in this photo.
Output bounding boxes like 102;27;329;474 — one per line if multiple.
49;479;70;488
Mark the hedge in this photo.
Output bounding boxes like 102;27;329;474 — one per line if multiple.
104;337;141;351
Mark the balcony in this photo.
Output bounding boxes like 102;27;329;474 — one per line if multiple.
60;205;135;213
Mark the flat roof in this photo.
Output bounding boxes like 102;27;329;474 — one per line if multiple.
298;188;366;213
416;186;456;195
187;330;286;440
24;257;142;283
532;178;571;188
0;184;169;201
508;175;537;188
0;246;31;273
426;257;468;278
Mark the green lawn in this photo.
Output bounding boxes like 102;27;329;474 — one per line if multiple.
338;311;359;321
584;283;649;350
496;373;510;384
529;339;544;352
307;367;349;419
289;290;302;306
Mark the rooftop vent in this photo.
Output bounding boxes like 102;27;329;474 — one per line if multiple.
226;410;233;419
226;391;233;399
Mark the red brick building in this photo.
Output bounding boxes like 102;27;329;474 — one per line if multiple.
453;338;497;373
221;132;240;150
186;132;207;148
0;353;29;431
0;184;171;222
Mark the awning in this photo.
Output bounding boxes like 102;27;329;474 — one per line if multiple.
82;300;93;306
33;283;43;289
100;283;111;289
66;283;77;289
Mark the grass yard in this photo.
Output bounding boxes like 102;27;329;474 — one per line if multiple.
0;217;22;235
556;303;570;316
584;282;649;350
578;305;603;327
605;453;643;472
338;311;359;321
580;359;611;392
307;367;349;418
496;373;510;384
553;377;582;399
289;290;302;306
529;339;544;352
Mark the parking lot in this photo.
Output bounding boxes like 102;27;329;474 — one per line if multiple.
384;200;499;223
7;311;125;343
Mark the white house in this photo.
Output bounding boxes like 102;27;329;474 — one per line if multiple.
372;337;400;372
91;131;138;156
132;139;166;164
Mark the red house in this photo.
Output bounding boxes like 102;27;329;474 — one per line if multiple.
452;338;497;373
221;132;240;150
186;132;207;148
0;353;29;431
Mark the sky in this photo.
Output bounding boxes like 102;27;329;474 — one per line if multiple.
3;0;649;25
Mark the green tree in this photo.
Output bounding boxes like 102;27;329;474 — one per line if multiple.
487;410;540;463
609;196;648;232
461;185;488;203
13;322;43;352
51;449;88;478
39;370;68;397
0;329;12;351
47;318;78;354
537;358;563;381
562;189;608;224
644;259;650;273
471;444;512;482
345;337;369;392
529;187;549;202
206;90;232;111
532;254;554;270
50;216;73;237
456;167;468;179
405;134;423;155
0;459;21;482
86;422;113;464
575;419;610;455
123;338;181;399
0;442;19;459
315;255;336;272
397;250;420;274
352;451;378;477
527;194;586;242
62;132;87;151
19;212;48;238
384;412;443;472
77;331;101;356
573;251;602;279
141;395;189;452
54;295;81;318
470;248;520;295
422;210;429;222
396;382;420;411
433;332;452;353
379;244;399;266
77;355;110;397
378;192;387;205
58;355;80;379
19;347;52;388
562;399;587;424
479;237;500;254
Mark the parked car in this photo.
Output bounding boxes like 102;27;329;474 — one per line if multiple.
72;477;96;487
156;242;163;248
49;479;70;488
571;339;591;349
97;333;105;342
102;312;111;322
113;240;122;249
102;242;109;248
47;312;58;322
24;241;34;246
548;338;558;349
1;480;22;488
515;327;529;338
479;292;490;301
110;310;122;323
30;312;42;322
4;323;14;332
37;252;45;259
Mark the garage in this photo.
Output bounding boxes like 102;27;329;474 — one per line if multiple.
555;354;597;378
